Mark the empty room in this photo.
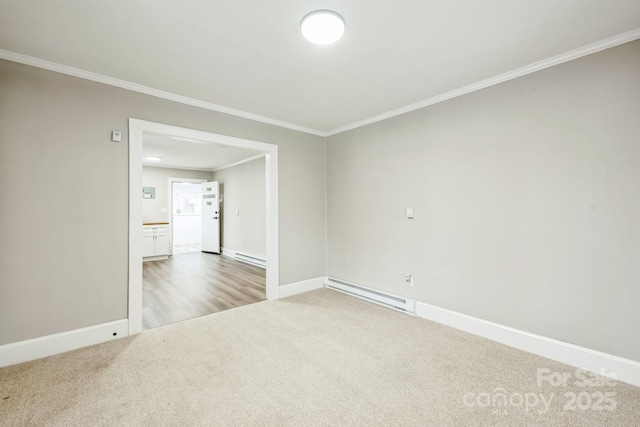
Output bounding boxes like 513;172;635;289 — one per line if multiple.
1;1;640;426
140;138;267;330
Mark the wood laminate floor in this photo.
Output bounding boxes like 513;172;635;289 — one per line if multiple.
172;243;201;254
142;252;266;330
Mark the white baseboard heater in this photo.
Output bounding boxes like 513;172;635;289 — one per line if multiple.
324;277;415;314
235;252;267;269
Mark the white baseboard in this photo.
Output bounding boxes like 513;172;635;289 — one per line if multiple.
221;247;266;269
0;319;128;368
278;277;325;299
143;255;168;262
415;302;640;388
221;247;236;258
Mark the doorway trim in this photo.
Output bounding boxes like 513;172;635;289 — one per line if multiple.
128;118;279;336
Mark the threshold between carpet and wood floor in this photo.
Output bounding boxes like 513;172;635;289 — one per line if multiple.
1;289;639;426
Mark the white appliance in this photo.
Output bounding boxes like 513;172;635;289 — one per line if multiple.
201;181;220;254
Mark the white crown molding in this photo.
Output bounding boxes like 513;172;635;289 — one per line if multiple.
326;28;640;136
143;163;217;172
2;28;639;139
0;49;327;138
212;153;266;172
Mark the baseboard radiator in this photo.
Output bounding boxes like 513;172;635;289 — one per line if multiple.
235;252;267;269
324;277;415;314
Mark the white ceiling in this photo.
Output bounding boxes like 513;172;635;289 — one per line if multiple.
143;133;262;171
1;1;639;135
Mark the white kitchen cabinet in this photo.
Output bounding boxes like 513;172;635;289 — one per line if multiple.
143;224;169;261
142;233;155;257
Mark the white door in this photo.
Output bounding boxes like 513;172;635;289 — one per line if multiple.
201;181;220;254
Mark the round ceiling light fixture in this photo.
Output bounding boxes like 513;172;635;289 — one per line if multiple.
301;10;345;45
144;156;162;161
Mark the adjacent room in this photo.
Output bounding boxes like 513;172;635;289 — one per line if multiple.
1;1;639;425
141;134;267;329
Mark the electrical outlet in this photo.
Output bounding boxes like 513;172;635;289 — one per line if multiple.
404;273;413;287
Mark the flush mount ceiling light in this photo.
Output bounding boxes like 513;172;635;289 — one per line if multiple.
144;156;162;161
301;10;345;45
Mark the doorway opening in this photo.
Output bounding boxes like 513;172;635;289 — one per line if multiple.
170;179;206;255
129;119;279;336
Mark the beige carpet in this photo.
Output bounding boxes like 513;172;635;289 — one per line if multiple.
1;289;639;426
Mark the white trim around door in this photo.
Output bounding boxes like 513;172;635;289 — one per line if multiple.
128;118;279;336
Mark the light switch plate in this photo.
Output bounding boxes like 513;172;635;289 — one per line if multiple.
406;207;414;219
111;130;122;142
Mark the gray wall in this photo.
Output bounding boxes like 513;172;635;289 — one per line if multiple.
2;39;637;362
142;166;214;224
213;157;266;258
0;59;326;345
326;40;640;361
